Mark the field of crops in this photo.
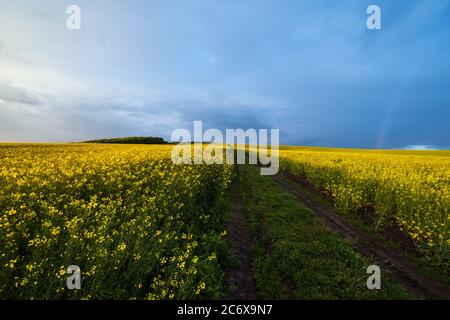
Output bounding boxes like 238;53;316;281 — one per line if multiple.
0;144;234;299
279;148;450;272
1;143;449;299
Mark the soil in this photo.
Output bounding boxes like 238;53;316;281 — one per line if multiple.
225;181;257;299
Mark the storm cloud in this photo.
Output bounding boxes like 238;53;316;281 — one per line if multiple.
0;0;449;148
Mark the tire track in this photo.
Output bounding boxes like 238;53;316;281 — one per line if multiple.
225;169;257;299
273;172;450;300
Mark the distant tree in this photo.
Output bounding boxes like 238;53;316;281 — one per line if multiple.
83;136;168;144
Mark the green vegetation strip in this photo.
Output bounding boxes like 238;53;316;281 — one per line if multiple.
281;173;450;289
237;165;414;299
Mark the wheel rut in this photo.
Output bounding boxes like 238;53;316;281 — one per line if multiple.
225;171;257;299
273;172;450;300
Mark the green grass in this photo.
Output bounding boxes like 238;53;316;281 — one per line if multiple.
238;165;415;299
281;173;450;289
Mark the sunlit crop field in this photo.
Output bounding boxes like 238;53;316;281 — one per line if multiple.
280;148;450;272
2;143;449;299
0;144;233;299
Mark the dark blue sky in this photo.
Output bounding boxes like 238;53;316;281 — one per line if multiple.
0;0;449;149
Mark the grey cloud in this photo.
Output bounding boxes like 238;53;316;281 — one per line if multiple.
0;82;44;105
0;42;34;66
7;93;277;142
1;1;449;148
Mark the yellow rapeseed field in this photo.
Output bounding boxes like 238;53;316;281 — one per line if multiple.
0;144;233;299
279;148;450;271
2;143;448;298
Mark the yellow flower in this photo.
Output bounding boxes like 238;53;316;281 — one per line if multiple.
207;253;216;261
117;242;127;252
51;227;61;236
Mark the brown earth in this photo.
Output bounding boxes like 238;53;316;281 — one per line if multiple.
224;176;257;299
